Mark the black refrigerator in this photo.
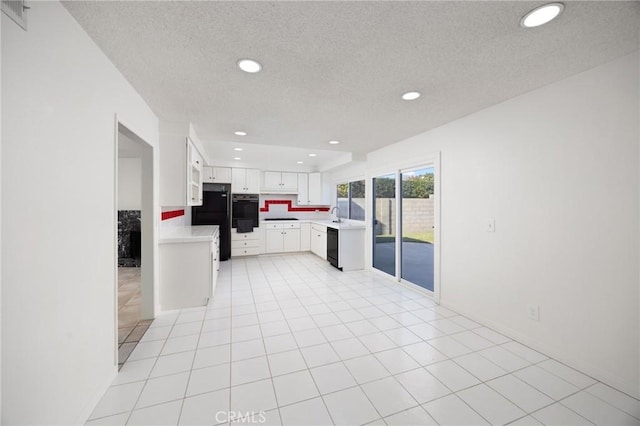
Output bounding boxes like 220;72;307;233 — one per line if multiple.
192;183;231;261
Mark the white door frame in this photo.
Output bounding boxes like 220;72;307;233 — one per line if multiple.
369;153;441;303
114;118;157;364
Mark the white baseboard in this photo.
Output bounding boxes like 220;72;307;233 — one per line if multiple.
440;300;640;400
76;365;118;425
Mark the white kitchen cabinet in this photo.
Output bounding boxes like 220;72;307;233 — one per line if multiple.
263;171;298;192
159;226;219;311
232;168;260;193
310;223;327;260
265;228;284;253
297;173;309;205
231;228;262;256
211;233;220;286
187;139;203;206
265;223;301;253
283;228;301;252
308;172;323;205
300;223;311;251
203;166;231;183
296;172;324;205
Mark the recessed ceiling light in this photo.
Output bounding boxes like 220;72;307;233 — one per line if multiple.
234;157;241;160
234;147;243;151
328;140;340;145
520;3;564;28
309;153;317;157
297;161;304;164
237;59;262;73
234;131;247;136
401;91;421;101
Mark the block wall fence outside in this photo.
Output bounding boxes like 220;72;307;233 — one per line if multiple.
372;198;435;235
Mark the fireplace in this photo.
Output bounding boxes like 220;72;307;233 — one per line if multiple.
118;210;141;267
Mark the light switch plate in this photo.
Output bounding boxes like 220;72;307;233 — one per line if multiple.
487;219;496;232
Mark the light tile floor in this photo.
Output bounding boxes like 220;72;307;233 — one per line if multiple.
118;267;151;368
88;254;640;425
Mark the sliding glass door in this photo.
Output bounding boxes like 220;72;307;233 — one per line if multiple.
372;173;396;277
372;164;437;295
401;167;435;291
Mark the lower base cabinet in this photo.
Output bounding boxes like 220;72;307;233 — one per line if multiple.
159;234;219;311
231;228;261;257
310;224;327;260
265;223;301;253
300;223;311;251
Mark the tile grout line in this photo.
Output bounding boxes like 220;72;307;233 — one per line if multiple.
96;253;640;425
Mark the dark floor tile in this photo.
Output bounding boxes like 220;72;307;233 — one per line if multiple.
118;327;134;344
125;324;150;343
118;342;136;364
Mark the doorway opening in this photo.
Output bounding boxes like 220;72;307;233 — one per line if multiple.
372;160;439;298
116;123;155;368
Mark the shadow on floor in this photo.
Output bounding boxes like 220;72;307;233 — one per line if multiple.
373;240;434;291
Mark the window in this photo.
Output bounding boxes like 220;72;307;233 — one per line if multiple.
336;180;365;221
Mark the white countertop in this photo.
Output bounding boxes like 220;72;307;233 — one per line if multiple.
260;219;366;230
159;225;219;244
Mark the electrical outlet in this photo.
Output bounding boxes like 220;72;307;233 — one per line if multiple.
487;219;496;232
527;304;540;321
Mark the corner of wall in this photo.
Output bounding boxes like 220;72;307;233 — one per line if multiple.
0;12;3;421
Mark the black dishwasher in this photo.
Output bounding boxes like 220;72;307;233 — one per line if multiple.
327;227;340;269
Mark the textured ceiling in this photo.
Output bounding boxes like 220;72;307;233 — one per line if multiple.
64;1;639;160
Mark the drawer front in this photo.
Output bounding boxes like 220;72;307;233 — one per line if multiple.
231;230;260;241
285;223;301;229
311;225;327;233
232;239;261;249
232;246;260;257
264;223;284;230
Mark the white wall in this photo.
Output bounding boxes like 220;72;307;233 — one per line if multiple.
2;2;159;424
350;52;640;396
1;12;3;421
118;157;142;210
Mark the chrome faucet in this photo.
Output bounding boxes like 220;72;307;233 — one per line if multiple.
331;206;342;223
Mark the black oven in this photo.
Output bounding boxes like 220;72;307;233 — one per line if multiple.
231;194;259;228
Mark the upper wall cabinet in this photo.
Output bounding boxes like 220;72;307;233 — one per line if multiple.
203;166;232;184
262;171;298;192
232;168;261;194
297;173;309;205
160;123;210;207
186;139;203;206
308;173;324;205
295;172;325;205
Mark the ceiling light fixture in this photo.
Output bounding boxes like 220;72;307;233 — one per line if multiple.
401;91;421;101
234;131;247;136
234;157;241;160
237;59;262;73
297;161;303;164
309;153;317;157
520;3;564;28
328;140;340;145
234;148;243;151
